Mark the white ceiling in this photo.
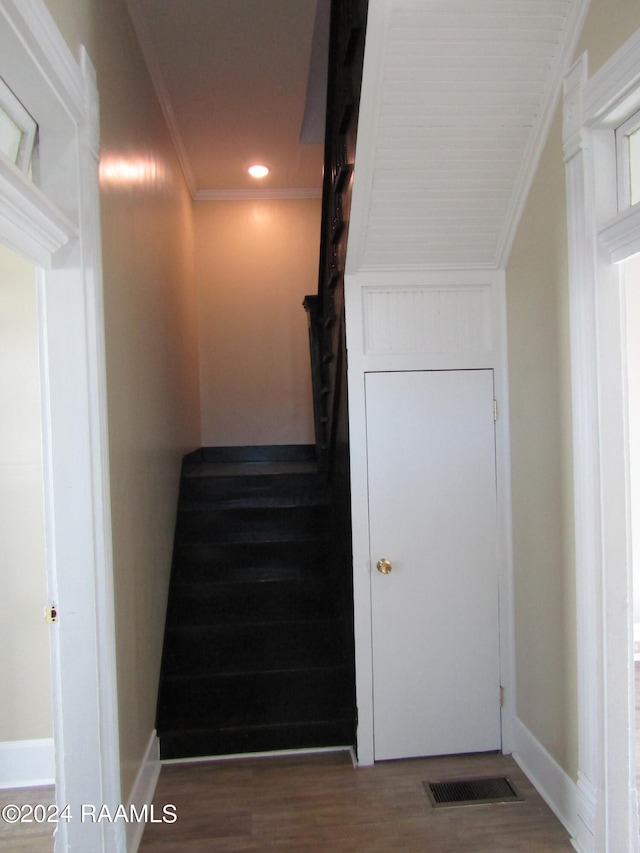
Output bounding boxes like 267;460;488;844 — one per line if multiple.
126;0;587;269
349;0;587;271
126;0;325;199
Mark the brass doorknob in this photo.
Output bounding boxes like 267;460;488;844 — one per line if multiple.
376;558;392;574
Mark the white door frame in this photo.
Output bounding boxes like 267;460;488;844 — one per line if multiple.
563;31;640;853
344;268;515;767
0;2;123;851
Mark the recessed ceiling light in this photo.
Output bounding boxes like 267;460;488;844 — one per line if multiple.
248;164;270;178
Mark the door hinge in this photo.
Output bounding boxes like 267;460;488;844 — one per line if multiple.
500;685;505;708
493;399;498;421
45;604;58;624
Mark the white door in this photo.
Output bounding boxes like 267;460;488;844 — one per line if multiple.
366;369;501;760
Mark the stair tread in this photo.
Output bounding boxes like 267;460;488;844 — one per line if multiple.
184;460;320;478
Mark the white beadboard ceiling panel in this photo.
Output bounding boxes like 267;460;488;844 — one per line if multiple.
350;0;588;272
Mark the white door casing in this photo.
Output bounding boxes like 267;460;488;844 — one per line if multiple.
0;2;122;851
344;268;514;768
366;369;501;760
563;30;640;853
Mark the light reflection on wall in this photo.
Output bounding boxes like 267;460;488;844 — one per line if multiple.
249;203;275;226
99;154;172;192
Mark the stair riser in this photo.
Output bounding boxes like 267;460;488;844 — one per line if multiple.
186;445;317;464
166;579;338;625
162;622;346;675
171;543;335;585
180;474;328;507
158;669;354;730
159;720;356;760
175;507;332;545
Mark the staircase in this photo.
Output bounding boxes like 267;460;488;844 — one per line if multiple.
156;445;357;760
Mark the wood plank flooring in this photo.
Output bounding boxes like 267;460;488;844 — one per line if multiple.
0;785;54;852
5;665;640;853
139;750;574;852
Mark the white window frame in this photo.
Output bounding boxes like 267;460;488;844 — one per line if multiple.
564;29;640;853
615;109;640;211
0;74;37;173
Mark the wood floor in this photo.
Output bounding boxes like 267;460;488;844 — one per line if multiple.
139;750;573;852
0;785;54;852
6;670;640;853
0;751;574;852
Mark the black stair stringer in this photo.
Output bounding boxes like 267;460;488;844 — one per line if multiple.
156;445;357;760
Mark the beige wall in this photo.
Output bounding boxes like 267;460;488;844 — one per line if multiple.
44;0;201;800
0;246;52;743
506;0;640;779
195;199;317;447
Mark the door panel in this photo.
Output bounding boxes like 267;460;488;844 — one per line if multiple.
366;369;501;760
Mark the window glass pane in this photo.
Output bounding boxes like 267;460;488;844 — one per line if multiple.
0;103;23;165
0;77;37;175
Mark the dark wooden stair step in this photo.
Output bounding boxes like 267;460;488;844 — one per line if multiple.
165;577;339;625
175;505;333;545
157;667;354;731
171;540;334;583
161;620;347;675
159;719;355;760
180;467;329;508
184;445;317;465
156;445;356;760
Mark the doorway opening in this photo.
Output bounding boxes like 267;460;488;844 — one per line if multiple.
0;242;54;846
622;252;640;816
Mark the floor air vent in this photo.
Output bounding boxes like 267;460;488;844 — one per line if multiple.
424;776;523;808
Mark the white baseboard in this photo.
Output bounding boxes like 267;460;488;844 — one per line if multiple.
125;730;161;853
0;738;55;788
512;716;577;841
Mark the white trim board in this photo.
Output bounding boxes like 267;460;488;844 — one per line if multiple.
563;27;640;853
512;718;578;841
0;739;54;789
